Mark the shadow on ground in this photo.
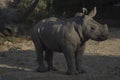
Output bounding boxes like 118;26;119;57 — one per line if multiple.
0;50;120;80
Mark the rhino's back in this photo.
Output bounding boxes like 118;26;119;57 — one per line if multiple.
32;17;82;52
36;21;65;51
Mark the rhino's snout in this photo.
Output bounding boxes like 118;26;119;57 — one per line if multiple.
97;34;108;41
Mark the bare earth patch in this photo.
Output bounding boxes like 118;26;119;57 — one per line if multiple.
0;27;120;80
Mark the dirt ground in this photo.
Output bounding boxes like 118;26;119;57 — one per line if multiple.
0;27;120;80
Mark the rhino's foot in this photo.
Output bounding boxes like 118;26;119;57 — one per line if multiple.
36;66;48;72
66;70;86;75
77;69;86;74
48;66;58;71
66;71;78;75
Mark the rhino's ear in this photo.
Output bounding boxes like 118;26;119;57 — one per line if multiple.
88;7;97;17
75;8;88;17
82;8;88;15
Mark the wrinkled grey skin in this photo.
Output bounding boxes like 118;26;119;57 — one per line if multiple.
31;7;108;75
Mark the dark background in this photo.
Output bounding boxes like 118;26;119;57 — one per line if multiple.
0;0;120;36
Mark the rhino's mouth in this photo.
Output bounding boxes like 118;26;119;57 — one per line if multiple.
96;35;108;41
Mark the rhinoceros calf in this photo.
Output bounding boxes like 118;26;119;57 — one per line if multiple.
31;7;108;75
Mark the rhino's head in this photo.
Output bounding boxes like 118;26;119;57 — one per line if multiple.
82;7;109;41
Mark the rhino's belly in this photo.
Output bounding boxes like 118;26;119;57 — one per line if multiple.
41;37;62;51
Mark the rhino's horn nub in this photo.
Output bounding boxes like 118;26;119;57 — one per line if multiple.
104;24;109;33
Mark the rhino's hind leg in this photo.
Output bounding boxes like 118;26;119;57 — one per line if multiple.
45;51;57;71
75;44;86;74
35;50;48;72
31;35;48;72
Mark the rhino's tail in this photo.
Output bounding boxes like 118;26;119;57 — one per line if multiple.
31;25;44;51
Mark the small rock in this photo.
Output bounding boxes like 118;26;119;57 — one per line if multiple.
4;41;13;46
8;47;22;53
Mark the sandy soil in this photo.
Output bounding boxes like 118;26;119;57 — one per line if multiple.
0;27;120;80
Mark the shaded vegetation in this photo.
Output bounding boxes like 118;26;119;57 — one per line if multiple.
0;0;119;36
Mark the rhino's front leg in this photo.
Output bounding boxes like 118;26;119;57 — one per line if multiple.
63;44;77;75
75;44;86;74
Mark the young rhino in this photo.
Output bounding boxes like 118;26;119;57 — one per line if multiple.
31;7;108;75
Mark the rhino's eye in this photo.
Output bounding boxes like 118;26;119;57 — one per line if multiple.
91;27;95;31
